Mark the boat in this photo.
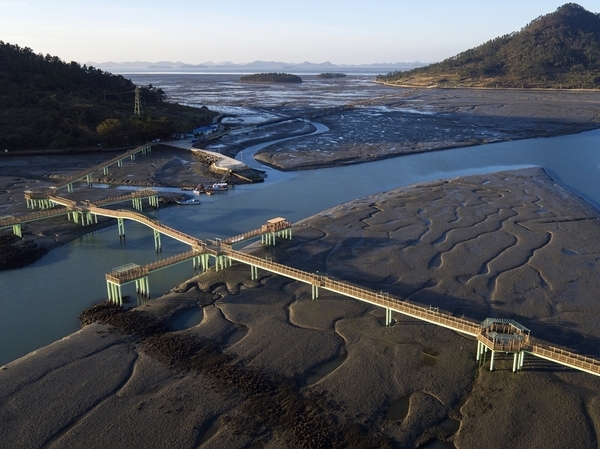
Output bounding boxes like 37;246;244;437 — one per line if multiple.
209;182;228;191
175;198;200;205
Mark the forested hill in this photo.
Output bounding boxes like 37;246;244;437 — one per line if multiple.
0;42;213;151
377;3;600;89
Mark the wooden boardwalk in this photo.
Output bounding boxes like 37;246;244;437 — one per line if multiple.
221;246;600;376
52;143;155;191
4;143;599;377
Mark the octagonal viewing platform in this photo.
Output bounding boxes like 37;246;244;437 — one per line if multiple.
477;318;531;372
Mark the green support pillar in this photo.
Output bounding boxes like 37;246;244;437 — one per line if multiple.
67;183;73;193
385;307;393;326
103;166;109;176
490;351;495;371
215;255;225;271
86;174;93;186
135;276;150;298
250;265;259;280
154;229;161;252
118;218;125;238
107;281;122;306
12;224;22;238
118;159;123;167
312;284;319;300
512;352;519;372
130;153;136;161
518;351;525;370
195;253;209;272
261;232;278;245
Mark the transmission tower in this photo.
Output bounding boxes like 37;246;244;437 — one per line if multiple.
134;86;144;116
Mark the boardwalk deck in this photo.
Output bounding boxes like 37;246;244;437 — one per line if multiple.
5;142;599;378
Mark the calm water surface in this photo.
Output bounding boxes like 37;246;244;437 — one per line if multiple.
1;76;600;365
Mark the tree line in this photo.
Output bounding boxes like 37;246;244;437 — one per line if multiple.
0;42;213;151
377;4;600;89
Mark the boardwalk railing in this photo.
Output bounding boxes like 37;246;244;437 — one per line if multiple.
91;189;158;207
87;207;204;248
222;228;265;245
221;246;481;336
222;247;600;375
107;249;205;283
321;277;480;336
0;207;72;228
223;247;315;284
528;343;600;375
48;195;78;208
52;143;155;190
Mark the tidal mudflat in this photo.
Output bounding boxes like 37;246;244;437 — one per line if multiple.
3;77;600;447
251;87;600;170
2;167;599;448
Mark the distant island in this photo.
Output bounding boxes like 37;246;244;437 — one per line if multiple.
377;3;600;89
89;60;425;74
239;73;302;83
317;73;347;79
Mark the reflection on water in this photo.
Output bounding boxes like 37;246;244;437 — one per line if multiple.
304;352;347;385
421;440;456;449
169;307;204;331
226;326;248;346
385;395;411;421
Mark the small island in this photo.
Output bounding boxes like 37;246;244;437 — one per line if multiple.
317;73;347;78
239;73;302;83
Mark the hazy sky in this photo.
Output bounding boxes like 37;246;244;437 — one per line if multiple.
2;1;598;65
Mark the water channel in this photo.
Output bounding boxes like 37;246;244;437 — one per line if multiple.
2;121;600;366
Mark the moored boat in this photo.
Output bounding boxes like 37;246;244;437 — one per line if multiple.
209;182;228;191
175;198;201;205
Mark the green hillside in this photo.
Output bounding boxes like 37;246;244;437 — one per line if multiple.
0;42;215;152
377;3;600;89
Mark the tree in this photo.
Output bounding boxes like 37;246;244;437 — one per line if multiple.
96;118;123;146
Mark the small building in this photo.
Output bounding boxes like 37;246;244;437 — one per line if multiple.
193;124;218;138
261;217;291;232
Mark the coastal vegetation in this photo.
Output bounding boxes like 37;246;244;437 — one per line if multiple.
0;41;217;152
377;3;600;89
317;73;347;78
239;73;302;83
